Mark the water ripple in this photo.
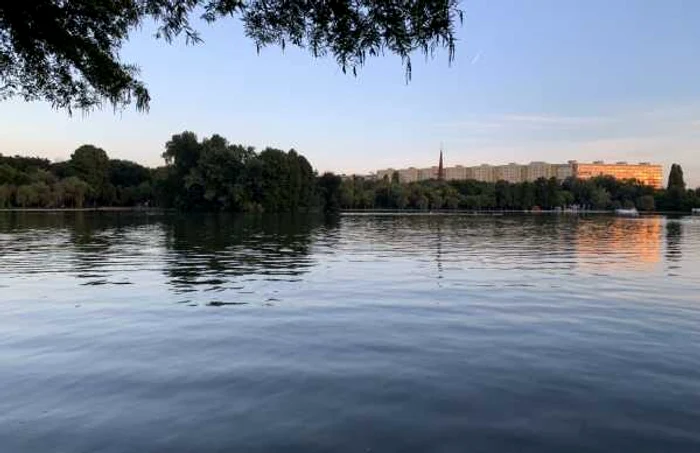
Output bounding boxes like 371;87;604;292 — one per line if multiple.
1;212;700;452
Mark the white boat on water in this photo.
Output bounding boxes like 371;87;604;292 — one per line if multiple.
615;208;640;217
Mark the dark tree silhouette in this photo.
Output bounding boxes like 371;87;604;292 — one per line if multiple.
667;164;686;191
70;145;110;198
0;1;462;112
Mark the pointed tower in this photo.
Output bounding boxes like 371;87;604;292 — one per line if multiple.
438;146;445;181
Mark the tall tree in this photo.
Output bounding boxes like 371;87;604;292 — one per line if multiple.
70;145;110;203
668;164;686;191
257;148;291;212
163;132;201;174
318;172;342;213
665;163;689;211
1;1;462;112
187;135;252;210
286;149;315;209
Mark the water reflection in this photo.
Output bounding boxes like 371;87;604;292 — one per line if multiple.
0;212;162;281
666;220;683;262
0;212;333;297
435;220;444;282
576;217;662;269
337;214;664;275
2;212;700;452
162;213;328;293
0;212;681;296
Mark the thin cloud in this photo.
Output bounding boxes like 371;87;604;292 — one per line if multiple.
434;119;504;130
500;114;613;126
435;113;612;131
470;51;482;65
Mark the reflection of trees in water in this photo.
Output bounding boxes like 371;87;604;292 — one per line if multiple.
0;211;162;280
665;220;683;263
66;213;166;281
68;213;118;276
162;213;334;292
0;210;78;233
0;212;70;275
0;211;336;288
339;214;664;273
343;214;581;269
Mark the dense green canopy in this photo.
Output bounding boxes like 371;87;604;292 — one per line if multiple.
0;131;326;211
337;175;695;212
1;139;699;213
0;0;462;112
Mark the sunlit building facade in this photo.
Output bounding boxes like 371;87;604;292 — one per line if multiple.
573;162;663;188
374;156;663;187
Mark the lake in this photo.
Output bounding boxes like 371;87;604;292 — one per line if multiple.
1;212;699;452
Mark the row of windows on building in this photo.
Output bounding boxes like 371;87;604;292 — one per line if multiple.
374;161;663;188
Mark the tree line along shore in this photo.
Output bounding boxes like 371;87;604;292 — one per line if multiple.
1;132;698;214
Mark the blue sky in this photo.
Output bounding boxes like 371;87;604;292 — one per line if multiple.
1;0;699;185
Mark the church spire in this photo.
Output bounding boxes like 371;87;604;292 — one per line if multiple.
438;145;445;181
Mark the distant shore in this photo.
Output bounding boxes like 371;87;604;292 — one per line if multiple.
343;209;612;215
341;209;693;216
0;207;169;213
0;208;692;216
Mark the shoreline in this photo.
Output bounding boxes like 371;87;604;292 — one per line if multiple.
341;209;611;215
0;207;170;213
339;209;678;216
340;209;696;216
0;208;692;216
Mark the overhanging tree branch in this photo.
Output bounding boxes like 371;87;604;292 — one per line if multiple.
0;0;462;113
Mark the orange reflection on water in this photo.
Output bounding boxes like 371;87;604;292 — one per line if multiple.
576;217;662;269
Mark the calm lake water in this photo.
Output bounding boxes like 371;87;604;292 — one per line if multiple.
1;212;700;452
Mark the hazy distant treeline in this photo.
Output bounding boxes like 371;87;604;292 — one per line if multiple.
1;132;698;213
337;168;699;212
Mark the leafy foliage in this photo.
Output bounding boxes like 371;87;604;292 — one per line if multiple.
318;172;343;213
1;141;697;214
1;0;462;111
71;145;110;202
662;164;691;212
0;1;146;112
0;131;319;211
668;163;686;191
160;132;319;212
338;174;700;212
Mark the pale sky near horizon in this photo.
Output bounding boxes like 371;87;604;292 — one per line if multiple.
1;0;699;185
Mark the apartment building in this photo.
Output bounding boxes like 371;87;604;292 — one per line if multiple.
573;161;663;188
374;157;663;188
471;164;495;183
495;163;525;183
445;165;469;181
